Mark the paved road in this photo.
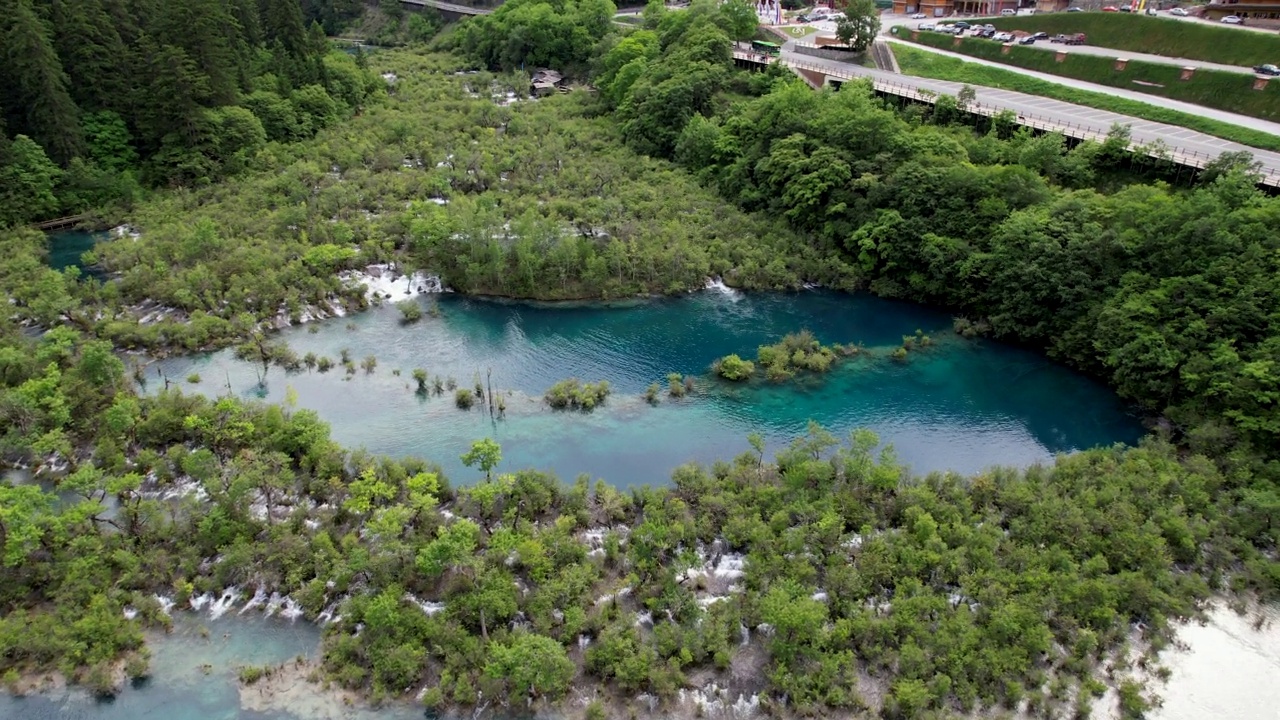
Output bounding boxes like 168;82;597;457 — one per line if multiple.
881;36;1280;136
773;42;1280;181
787;14;1280;135
927;31;1262;74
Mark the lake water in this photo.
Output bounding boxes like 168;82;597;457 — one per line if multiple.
152;290;1143;487
46;230;106;278
0;613;423;720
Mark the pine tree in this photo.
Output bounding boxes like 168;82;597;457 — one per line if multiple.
47;0;132;113
0;0;84;163
153;0;248;105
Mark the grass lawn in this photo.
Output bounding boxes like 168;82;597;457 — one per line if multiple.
889;43;1280;153
781;25;818;38
988;12;1280;67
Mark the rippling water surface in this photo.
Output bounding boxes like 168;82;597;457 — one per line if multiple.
153;290;1142;486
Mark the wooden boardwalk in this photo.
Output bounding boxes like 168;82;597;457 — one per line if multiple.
400;0;493;15
34;214;86;231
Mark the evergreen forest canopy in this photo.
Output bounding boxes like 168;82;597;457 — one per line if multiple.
0;0;382;226
1;0;1280;718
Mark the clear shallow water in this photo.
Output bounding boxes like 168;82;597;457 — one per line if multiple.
153;290;1142;487
0;614;425;720
1149;603;1280;720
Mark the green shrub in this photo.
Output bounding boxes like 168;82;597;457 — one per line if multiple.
397;300;423;323
713;353;756;381
455;388;475;409
545;378;612;410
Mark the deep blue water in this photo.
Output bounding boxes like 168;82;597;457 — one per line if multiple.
153;290;1143;487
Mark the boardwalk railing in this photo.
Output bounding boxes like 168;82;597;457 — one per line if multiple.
34;214;86;231
400;0;493;15
735;49;1280;188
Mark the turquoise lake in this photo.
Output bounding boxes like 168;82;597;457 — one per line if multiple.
47;230;105;277
152;289;1143;487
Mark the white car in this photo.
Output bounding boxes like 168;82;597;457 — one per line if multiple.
1221;14;1242;23
1169;7;1188;15
911;12;926;18
919;21;936;30
993;31;1014;42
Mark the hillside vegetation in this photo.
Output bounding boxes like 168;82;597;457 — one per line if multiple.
2;0;1280;717
901;28;1280;121
989;11;1280;66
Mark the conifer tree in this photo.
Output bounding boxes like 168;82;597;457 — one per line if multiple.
0;0;84;163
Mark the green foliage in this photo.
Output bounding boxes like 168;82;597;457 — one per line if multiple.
891;44;1280;153
0;136;63;227
545;378;611;410
452;0;618;73
988;11;1280;67
900;29;1280;122
712;353;755;381
485;633;575;700
754;331;840;381
836;0;880;52
461;438;502;479
0;0;380;222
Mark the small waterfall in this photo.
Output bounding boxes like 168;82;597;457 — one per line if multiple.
154;595;175;617
704;276;742;298
278;597;305;621
239;587;267;615
739;623;750;646
208;587;241;619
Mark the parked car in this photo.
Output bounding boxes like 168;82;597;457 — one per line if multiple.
911;12;926;18
1222;15;1243;23
919;21;936;30
1033;31;1048;39
1018;35;1036;44
1000;8;1016;15
1067;6;1083;11
954;21;971;29
993;31;1014;42
1051;32;1087;44
980;28;996;37
1119;3;1132;11
1145;7;1157;14
1255;63;1280;76
1170;7;1189;15
1102;6;1119;11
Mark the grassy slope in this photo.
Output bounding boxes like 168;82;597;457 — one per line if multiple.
898;28;1280;122
987;12;1280;66
889;43;1280;152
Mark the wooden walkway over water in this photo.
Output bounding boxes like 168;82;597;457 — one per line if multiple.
400;0;493;15
34;214;87;231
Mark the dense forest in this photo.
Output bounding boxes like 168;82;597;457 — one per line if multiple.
2;0;1280;718
0;0;381;225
